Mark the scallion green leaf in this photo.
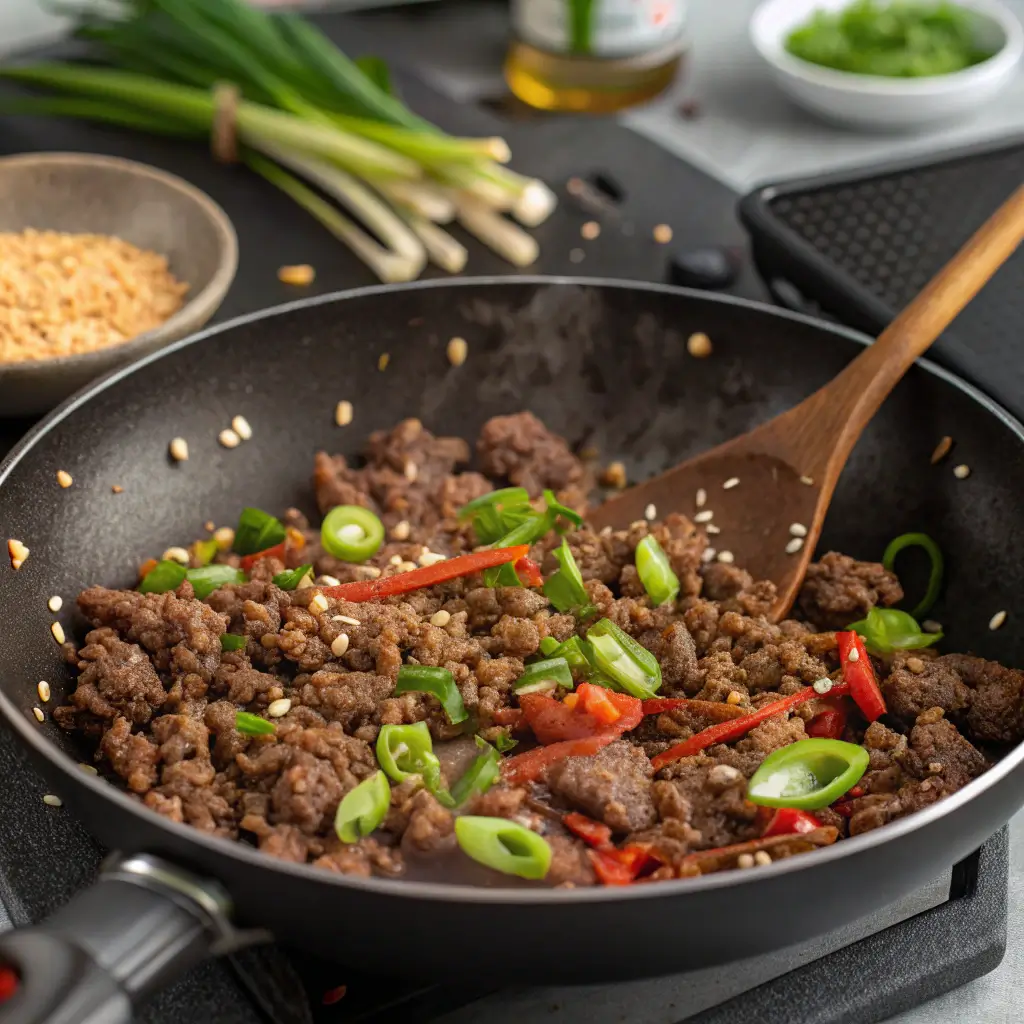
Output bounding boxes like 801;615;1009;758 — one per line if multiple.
335;770;391;843
234;507;286;556
139;559;187;594
847;606;943;655
882;532;944;619
585;618;662;699
236;711;275;736
635;535;680;607
450;737;501;806
186;564;247;600
393;665;467;724
542;489;583;529
272;564;314;591
544;539;595;616
221;634;247;652
454;816;551;880
193;537;220;567
458;487;531;521
514;657;574;694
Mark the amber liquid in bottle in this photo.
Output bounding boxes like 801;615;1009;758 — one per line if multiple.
505;0;687;113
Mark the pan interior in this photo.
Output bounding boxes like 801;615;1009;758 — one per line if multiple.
2;279;1023;791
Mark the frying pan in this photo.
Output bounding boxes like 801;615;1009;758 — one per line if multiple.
2;277;1024;1024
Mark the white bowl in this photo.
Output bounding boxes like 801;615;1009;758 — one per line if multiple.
750;0;1024;130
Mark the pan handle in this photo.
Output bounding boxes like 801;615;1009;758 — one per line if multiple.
0;853;265;1024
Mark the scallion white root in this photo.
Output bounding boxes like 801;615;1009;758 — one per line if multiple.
378;179;456;223
403;216;468;274
455;194;539;268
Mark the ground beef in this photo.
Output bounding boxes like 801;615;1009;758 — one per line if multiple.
798;552;903;630
544;741;657;832
55;412;1015;886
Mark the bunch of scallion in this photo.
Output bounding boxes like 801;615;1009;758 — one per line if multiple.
0;0;556;281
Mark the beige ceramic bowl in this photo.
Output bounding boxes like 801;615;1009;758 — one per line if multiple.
0;152;238;416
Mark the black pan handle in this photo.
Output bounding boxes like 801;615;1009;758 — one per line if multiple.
0;853;266;1024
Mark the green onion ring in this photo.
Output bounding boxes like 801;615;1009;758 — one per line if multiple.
321;505;385;562
454;816;552;880
882;532;943;619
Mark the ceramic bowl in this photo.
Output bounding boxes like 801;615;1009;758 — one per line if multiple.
750;0;1024;130
0;152;238;416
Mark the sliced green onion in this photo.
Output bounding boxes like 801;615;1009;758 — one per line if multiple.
234;507;286;556
540;635;595;676
542;489;583;529
458;487;531;520
334;770;391;843
273;564;314;591
450;736;502;806
882;532;944;619
393;665;467;725
544;539;594;616
186;565;247;600
847;606;943;655
193;538;219;567
376;721;442;786
221;634;247;652
493;730;518;752
747;739;869;810
139;559;187;594
514;657;574;695
236;711;275;736
635;535;680;607
585;619;662;699
539;636;560;657
321;505;385;562
454;816;552;880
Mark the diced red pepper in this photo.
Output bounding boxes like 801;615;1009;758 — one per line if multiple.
322;545;530;603
589;848;636;886
515;556;543;588
831;801;853;818
501;734;617;786
491;708;525;728
519;684;642;745
762;807;821;838
0;967;17;1003
563;812;613;848
837;631;887;722
240;541;285;572
806;707;847;739
848;785;865;798
650;681;850;771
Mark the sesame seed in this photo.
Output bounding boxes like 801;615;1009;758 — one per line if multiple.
581;220;601;240
753;851;772;867
653;223;673;244
334;614;361;627
359;566;382;580
446;337;468;367
702;547;717;563
169;437;189;462
906;658;925;674
47;595;63;613
431;610;452;627
389;554;403;566
111;485;123;494
37;680;50;702
32;707;44;722
696;488;707;508
404;460;418;482
789;523;808;537
56;469;73;488
162;546;190;565
51;621;66;645
79;763;98;775
399;561;418;573
42;794;62;807
953;464;970;479
722;477;740;490
629;520;647;531
726;690;743;705
706;523;721;535
687;332;713;358
799;476;814;486
318;575;341;588
694;510;714;523
214;526;235;549
922;620;943;634
785;537;804;555
391;520;411;541
989;610;1007;631
335;400;354;427
8;538;29;570
232;415;252;441
331;633;350;658
278;264;315;286
267;698;292;718
218;428;241;449
569;248;585;263
931;436;953;464
644;503;657;521
737;853;755;869
310;594;329;614
812;678;834;695
378;353;390;372
418;551;446;567
848;646;860;662
717;550;734;564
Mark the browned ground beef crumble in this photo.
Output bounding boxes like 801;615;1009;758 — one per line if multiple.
55;413;1022;887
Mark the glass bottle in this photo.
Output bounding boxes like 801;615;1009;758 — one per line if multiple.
505;0;688;113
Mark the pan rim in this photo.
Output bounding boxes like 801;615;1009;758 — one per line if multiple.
2;274;1023;905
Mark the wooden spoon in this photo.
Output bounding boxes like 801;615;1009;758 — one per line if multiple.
588;184;1024;622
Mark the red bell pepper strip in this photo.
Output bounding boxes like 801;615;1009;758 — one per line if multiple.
322;545;530;603
837;631;887;722
515;556;543;588
762;807;821;838
240;541;285;572
649;681;850;772
806;707;847;740
564;812;613;848
519;684;642;745
501;734;617;786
